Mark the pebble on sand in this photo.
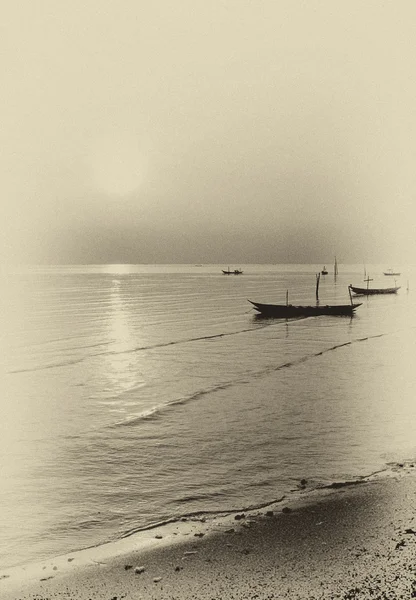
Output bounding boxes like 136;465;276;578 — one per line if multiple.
134;566;146;574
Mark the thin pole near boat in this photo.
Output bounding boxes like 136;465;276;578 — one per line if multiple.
364;275;373;290
286;290;289;306
316;272;320;301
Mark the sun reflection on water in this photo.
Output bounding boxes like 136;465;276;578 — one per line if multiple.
97;280;144;408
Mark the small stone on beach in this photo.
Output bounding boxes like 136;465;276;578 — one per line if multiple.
134;566;146;574
282;507;292;513
153;576;162;583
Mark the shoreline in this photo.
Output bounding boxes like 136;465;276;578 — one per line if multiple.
0;463;402;572
2;462;416;599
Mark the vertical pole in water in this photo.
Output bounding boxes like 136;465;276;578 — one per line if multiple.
316;273;320;302
348;285;353;306
286;290;289;306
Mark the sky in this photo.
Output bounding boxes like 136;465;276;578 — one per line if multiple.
1;0;416;265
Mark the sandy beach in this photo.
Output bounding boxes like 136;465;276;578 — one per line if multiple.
2;463;415;600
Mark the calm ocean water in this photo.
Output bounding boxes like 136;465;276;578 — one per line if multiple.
1;264;415;569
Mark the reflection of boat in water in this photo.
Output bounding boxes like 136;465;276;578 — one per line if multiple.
383;269;401;276
249;300;361;318
321;266;328;275
222;267;243;275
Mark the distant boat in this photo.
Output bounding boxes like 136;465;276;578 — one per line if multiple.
222;267;243;275
383;269;401;276
349;283;400;295
321;266;328;275
249;300;361;318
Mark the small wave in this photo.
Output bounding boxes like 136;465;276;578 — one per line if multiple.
6;324;273;375
119;495;287;539
321;479;366;490
109;330;401;430
111;382;237;428
9;356;85;374
118;462;415;541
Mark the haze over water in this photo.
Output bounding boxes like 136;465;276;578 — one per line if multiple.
1;264;415;569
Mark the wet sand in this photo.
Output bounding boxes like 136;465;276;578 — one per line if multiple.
2;464;416;599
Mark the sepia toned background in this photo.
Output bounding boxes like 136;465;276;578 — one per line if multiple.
2;0;416;266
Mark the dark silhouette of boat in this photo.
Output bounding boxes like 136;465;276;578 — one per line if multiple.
248;299;361;318
222;267;243;275
349;284;400;295
321;266;328;275
383;269;401;276
349;275;400;295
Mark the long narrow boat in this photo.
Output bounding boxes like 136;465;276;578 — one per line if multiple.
349;284;400;295
248;300;361;318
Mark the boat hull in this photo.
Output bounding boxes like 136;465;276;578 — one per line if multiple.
249;300;361;318
349;285;400;295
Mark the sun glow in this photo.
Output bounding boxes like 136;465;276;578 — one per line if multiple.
88;133;147;197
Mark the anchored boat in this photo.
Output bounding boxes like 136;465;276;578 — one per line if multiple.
249;300;361;318
349;275;400;295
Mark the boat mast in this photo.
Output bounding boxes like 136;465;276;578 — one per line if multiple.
316;272;320;302
348;285;353;306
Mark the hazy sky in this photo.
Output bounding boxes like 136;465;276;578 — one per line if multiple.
2;1;416;264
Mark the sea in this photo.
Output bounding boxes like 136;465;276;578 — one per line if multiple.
1;263;415;569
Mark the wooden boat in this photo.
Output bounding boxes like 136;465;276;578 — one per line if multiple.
349;284;400;295
321;266;328;275
248;300;361;318
222;267;243;275
383;269;401;276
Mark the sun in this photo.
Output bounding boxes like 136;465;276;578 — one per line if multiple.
88;132;147;197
